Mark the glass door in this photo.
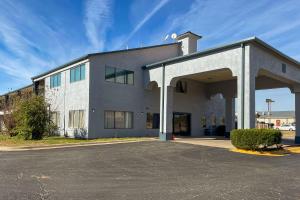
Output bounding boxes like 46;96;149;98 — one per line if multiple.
173;112;191;136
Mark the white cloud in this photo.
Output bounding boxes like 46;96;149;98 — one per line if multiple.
145;0;300;50
84;0;113;51
118;0;170;49
0;0;114;94
0;14;52;81
0;0;85;93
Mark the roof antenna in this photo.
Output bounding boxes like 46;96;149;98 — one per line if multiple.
164;34;169;41
171;33;177;40
164;33;177;42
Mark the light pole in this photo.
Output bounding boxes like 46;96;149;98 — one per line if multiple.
266;99;275;128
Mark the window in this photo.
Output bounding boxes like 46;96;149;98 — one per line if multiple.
146;113;160;129
104;111;133;129
220;116;225;125
116;69;126;84
211;115;216;127
105;66;115;82
126;71;134;85
175;81;187;93
51;112;60;127
68;110;85;128
282;63;286;73
104;111;115;129
105;66;134;85
70;64;85;83
50;73;61;88
201;117;206;128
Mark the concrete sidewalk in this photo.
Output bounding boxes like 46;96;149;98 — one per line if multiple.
173;136;234;149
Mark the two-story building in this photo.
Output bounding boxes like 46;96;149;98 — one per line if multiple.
0;84;33;131
31;31;300;143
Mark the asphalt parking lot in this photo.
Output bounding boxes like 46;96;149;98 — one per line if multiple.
0;141;300;200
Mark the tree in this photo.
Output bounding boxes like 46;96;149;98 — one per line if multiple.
13;95;50;140
1;88;33;136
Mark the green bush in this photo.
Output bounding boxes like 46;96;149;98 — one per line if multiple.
230;129;282;150
13;95;50;140
45;122;59;137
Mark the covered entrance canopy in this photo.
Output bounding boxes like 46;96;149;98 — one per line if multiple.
144;36;300;143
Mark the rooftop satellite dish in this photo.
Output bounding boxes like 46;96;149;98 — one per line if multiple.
164;34;169;41
171;33;177;39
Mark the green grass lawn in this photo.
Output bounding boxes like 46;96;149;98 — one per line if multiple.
0;135;151;147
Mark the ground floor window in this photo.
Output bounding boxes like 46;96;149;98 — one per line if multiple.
69;110;85;128
104;111;133;129
211;115;217;127
201;116;206;128
220;116;225;125
146;113;160;129
51;111;60;127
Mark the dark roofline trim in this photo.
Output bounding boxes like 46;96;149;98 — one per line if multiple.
0;84;33;97
143;37;252;70
31;55;89;80
31;43;178;80
89;42;178;57
143;37;300;70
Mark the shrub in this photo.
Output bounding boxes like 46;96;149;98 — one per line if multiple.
45;122;59;137
230;129;282;150
3;113;17;136
13;95;50;140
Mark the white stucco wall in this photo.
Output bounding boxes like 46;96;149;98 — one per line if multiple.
88;44;181;138
37;38;300;139
44;60;90;138
250;44;300;83
142;79;226;137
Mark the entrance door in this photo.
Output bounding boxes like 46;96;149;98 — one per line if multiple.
173;112;191;136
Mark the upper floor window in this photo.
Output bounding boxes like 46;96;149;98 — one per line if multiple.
50;73;61;88
282;63;286;73
70;64;85;83
105;66;134;85
175;81;187;93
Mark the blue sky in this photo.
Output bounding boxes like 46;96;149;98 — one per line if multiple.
0;0;299;111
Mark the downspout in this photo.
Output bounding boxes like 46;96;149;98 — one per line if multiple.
63;71;66;135
160;64;165;139
241;43;245;129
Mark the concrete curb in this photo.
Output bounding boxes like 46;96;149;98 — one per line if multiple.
0;138;156;152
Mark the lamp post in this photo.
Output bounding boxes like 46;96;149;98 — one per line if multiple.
266;99;275;128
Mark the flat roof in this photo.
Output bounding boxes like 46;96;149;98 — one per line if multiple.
143;37;300;69
31;43;178;80
257;111;295;118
